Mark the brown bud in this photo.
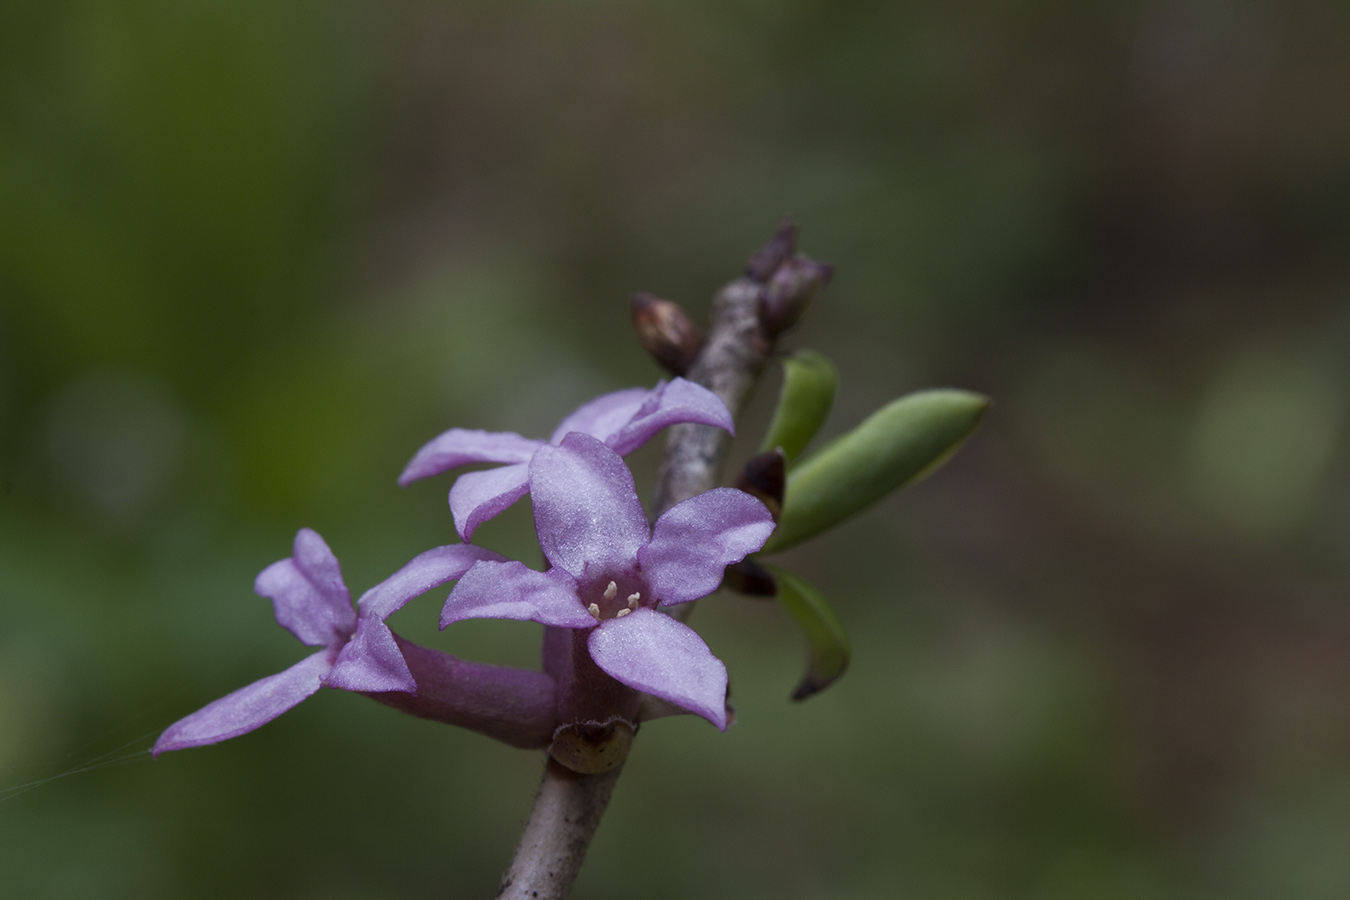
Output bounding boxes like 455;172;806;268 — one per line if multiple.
735;448;786;522
722;558;778;597
758;256;833;336
549;718;635;774
630;292;705;376
745;217;798;283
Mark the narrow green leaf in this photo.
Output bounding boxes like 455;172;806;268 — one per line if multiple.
766;565;850;701
762;389;988;553
759;350;838;465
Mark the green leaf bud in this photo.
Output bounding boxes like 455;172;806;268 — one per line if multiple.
765;566;850;701
761;389;988;553
759;350;838;465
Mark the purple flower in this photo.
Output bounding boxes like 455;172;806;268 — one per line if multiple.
441;432;775;730
153;529;508;755
399;378;734;541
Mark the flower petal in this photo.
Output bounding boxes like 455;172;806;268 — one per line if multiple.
255;528;354;646
358;544;509;622
152;650;333;755
449;463;532;541
327;543;509;693
587;609;728;730
548;387;651;445
398;428;541;486
325;617;415;693
639;488;776;604
441;560;595;629
605;378;735;456
530;433;649;578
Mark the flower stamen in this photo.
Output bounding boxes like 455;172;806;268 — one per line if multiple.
588;603;601;619
626;592;640;609
615;608;631;618
603;581;617;601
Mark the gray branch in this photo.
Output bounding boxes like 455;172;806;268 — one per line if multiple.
497;760;621;900
652;277;772;514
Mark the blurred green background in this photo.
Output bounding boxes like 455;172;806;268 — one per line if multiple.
4;2;1350;898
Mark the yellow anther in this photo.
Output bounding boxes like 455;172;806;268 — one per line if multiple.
588;603;601;619
615;608;631;619
626;592;641;609
603;581;618;601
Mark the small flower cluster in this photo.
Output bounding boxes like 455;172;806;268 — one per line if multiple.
155;379;774;770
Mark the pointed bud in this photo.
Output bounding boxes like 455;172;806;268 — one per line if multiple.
722;558;777;597
631;292;705;375
746;217;798;283
759;256;833;336
735;448;786;522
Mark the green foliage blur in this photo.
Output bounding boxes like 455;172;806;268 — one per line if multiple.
5;2;1350;898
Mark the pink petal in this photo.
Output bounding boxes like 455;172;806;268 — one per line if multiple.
606;378;735;456
152;650;333;755
640;488;775;605
448;463;532;541
441;560;595;629
398;428;541;486
255;528;354;647
358;544;509;622
529;433;650;578
587;609;728;730
327;543;509;694
548;387;650;444
325;618;415;693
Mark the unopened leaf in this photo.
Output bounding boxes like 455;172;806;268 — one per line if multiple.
759;350;837;465
767;565;849;701
762;389;988;553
